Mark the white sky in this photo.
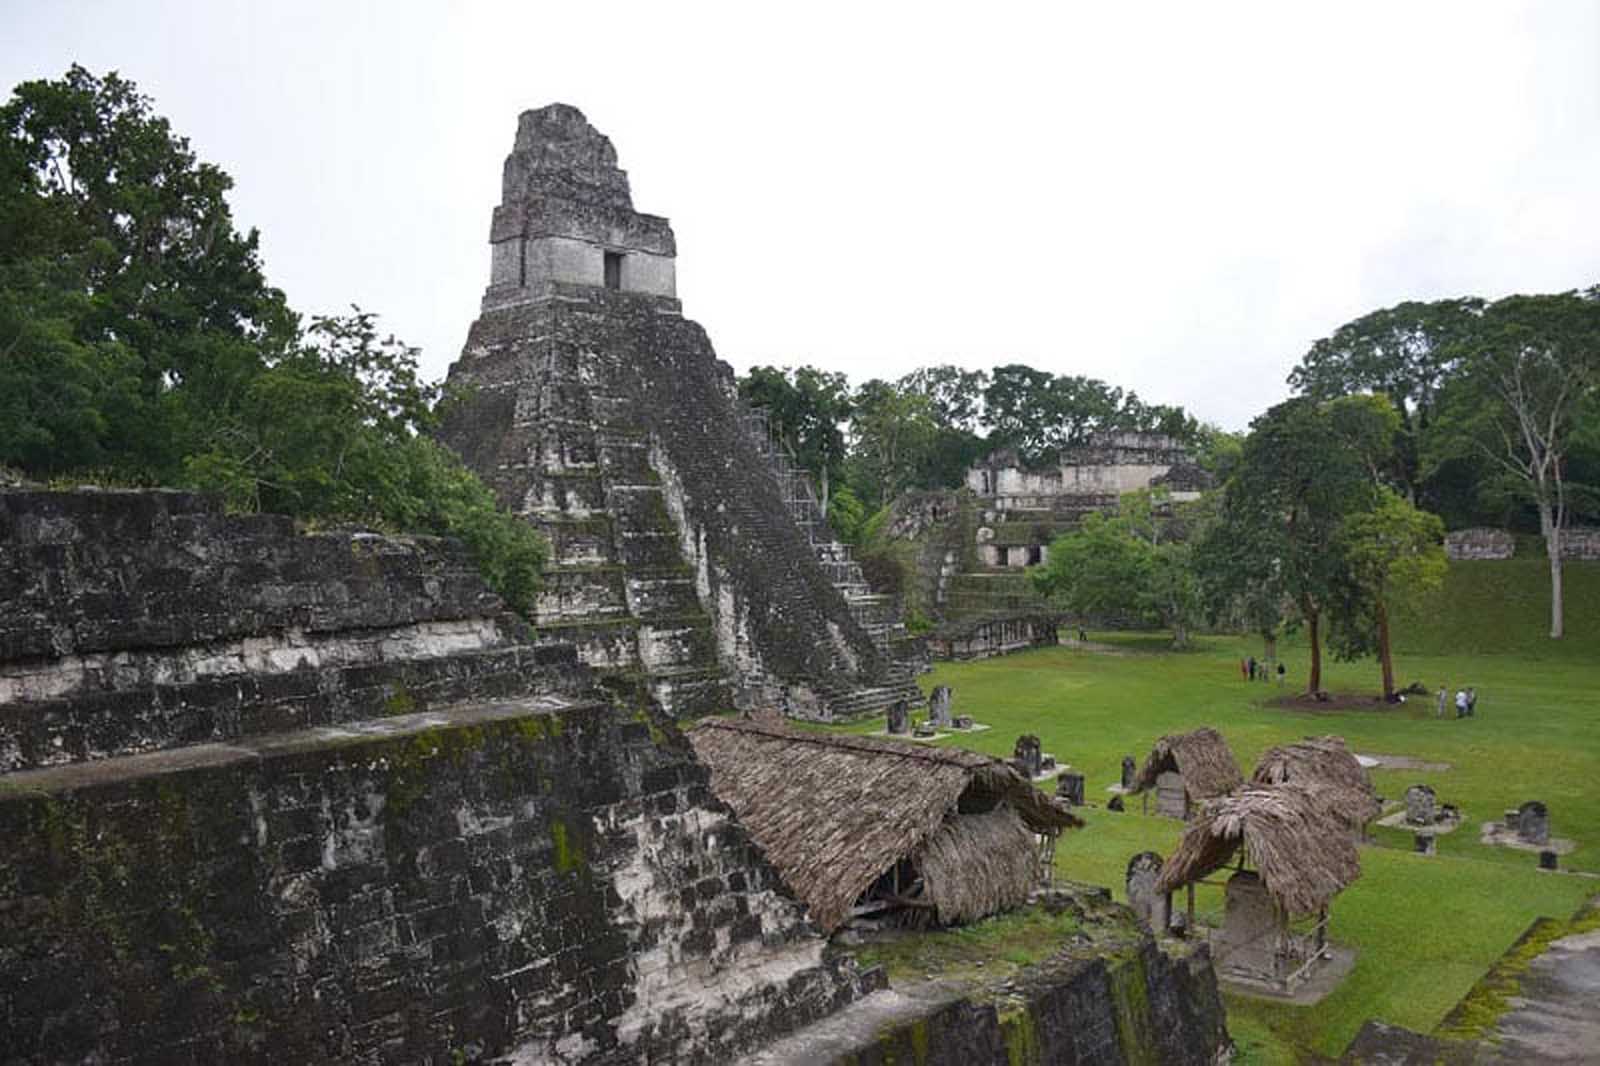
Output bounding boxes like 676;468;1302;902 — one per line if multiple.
6;1;1598;429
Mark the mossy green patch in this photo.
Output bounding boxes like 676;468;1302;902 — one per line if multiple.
1436;904;1600;1042
382;684;417;716
999;1003;1040;1066
551;816;586;876
849;905;1083;986
1109;950;1156;1066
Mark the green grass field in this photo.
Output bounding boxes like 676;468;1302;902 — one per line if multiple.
836;559;1600;1062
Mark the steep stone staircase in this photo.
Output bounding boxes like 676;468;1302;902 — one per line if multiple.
516;350;732;717
740;407;927;719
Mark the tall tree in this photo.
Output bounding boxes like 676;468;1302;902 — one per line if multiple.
737;364;852;510
1288;299;1483;503
1328;490;1446;700
1216;398;1374;693
0;68;546;614
0;65;296;481
1429;289;1600;638
846;379;939;510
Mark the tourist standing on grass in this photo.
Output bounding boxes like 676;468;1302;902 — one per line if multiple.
1248;656;1257;680
1240;658;1248;680
1466;688;1477;716
1436;686;1448;718
1277;662;1286;685
1455;689;1469;718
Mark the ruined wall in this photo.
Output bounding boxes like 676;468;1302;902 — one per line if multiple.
1444;527;1515;561
0;489;867;1064
1561;526;1600;560
851;940;1228;1066
0;489;574;772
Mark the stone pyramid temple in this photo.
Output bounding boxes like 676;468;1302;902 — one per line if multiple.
439;104;926;720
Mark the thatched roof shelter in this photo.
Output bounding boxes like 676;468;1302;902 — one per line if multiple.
1130;727;1243;801
688;716;1081;932
1155;785;1361;916
1250;736;1380;834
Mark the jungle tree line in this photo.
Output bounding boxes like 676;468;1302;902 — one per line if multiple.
737;362;1214;538
0;67;547;612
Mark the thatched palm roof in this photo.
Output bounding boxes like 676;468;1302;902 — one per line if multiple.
1130;727;1243;800
1155;785;1361;916
1250;736;1380;833
687;717;1081;932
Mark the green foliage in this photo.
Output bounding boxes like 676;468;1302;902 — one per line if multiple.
1206;397;1378;689
0;64;296;481
738;363;852;496
1033;492;1204;647
983;364;1197;466
0;68;544;613
1327;489;1447;698
826;484;868;544
1288;298;1484;503
846;379;941;508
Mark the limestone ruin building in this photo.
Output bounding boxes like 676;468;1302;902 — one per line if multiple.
880;434;1212;660
438;104;923;721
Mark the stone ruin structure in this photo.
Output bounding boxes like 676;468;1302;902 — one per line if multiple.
928;684;952;728
1126;851;1169;932
438;104;922;722
875;436;1211;662
1516;800;1550;846
1445;527;1515;561
0;489;870;1063
1444;525;1600;561
1405;783;1438;825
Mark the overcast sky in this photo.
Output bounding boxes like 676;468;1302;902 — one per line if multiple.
6;2;1598;429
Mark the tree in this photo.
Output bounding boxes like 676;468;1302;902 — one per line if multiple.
1429;290;1600;638
1328;490;1446;700
1032;493;1204;648
897;365;992;490
1288;299;1483;503
846;379;939;509
1214;398;1375;693
0;68;546;614
737;364;852;511
0;65;296;481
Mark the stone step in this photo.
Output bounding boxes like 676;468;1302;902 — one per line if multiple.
625;574;701;619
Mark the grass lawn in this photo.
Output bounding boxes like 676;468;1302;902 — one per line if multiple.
828;559;1600;1062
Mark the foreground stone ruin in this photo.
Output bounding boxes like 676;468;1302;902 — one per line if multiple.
437;104;923;722
0;489;871;1063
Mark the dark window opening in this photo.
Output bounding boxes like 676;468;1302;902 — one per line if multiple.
603;251;623;290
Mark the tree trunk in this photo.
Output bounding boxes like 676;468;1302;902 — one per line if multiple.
1542;501;1565;639
820;464;830;520
1263;633;1277;661
1171;618;1188;649
1305;607;1323;695
1376;598;1395;701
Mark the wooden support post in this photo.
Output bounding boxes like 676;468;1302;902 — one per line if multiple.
1316;906;1328;952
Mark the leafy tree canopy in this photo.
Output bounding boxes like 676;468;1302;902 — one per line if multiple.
1;67;545;614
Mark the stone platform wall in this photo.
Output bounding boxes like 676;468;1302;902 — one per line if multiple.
1444;527;1515;561
0;489;866;1064
0;489;577;772
0;700;865;1065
